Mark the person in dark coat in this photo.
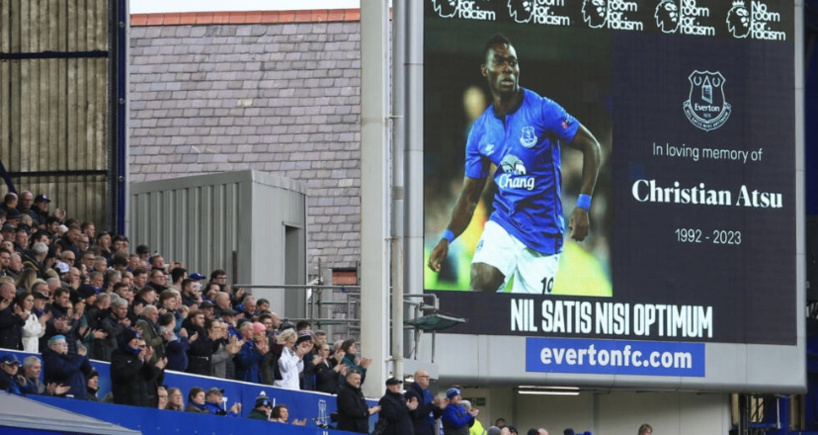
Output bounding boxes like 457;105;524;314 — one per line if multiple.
377;377;418;435
42;335;94;399
405;369;446;435
97;298;130;361
182;310;217;376
314;343;347;394
247;393;273;420
110;328;166;407
0;281;24;350
336;370;381;433
0;353;30;395
85;369;100;401
159;313;189;372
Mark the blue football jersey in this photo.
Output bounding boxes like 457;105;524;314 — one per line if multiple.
464;88;579;255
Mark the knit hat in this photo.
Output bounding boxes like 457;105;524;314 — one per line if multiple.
120;328;142;345
446;387;461;399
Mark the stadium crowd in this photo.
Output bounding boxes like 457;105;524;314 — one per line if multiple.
0;189;374;422
0;189;567;434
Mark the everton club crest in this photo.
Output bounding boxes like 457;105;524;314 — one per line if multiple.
683;70;731;132
519;126;538;148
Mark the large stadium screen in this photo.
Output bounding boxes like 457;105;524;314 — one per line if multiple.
423;0;798;382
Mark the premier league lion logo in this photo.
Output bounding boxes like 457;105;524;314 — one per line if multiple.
655;0;680;33
508;0;535;23
726;0;751;38
582;0;608;28
432;0;458;18
683;70;732;132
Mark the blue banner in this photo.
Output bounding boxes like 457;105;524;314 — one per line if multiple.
3;349;379;430
525;337;705;377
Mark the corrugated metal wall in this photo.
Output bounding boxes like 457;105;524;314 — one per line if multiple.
0;0;110;227
130;178;246;277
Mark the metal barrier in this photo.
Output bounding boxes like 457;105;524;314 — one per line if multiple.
233;283;461;365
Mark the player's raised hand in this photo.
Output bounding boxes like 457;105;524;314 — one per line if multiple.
569;207;590;241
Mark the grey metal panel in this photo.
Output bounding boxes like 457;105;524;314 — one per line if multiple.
129;170;307;302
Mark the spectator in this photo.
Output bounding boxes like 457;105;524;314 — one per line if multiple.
273;329;306;390
248;392;273;420
460;401;485;435
17;191;34;219
20;242;49;277
147;269;168;293
86;369;100;401
314;342;347;394
182;310;217;376
239;295;256;319
180;279;200;307
45;287;81;355
21;355;46;395
97;297;130;361
204;386;241;416
56;224;80;259
135;305;163;363
442;387;478;435
166;387;184;411
406;369;446;435
96;232;112;262
0;193;18;215
157;386;169;410
14;268;37;293
271;404;306;425
256;298;270;313
0;353;28;395
213;292;232;318
340;338;373;384
209;319;241;379
110;328;166;407
638;424;653;435
42;335;93;399
16;292;49;352
7;252;23;280
377;377;417;434
160;313;190;372
185;386;209;413
131;267;148;291
234;321;269;383
31;194;51;227
336;370;381;433
0;281;24;350
76;234;90;257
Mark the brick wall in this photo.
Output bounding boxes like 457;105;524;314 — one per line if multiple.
129;12;363;270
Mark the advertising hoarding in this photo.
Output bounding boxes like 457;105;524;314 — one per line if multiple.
422;0;802;388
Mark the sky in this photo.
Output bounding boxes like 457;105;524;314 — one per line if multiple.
130;0;361;14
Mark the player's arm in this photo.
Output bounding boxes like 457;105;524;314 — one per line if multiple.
566;124;601;241
428;176;488;272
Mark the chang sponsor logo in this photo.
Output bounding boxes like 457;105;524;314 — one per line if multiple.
655;0;715;36
431;0;496;21
682;70;731;132
499;155;536;191
581;0;644;31
508;0;572;26
726;0;786;41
